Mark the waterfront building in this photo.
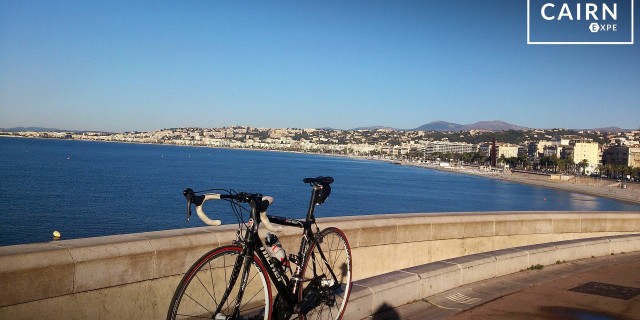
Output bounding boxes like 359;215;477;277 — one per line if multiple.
518;144;528;157
497;144;519;158
349;144;377;155
572;141;601;173
421;141;475;154
542;144;560;158
602;145;640;168
478;143;517;159
392;146;411;156
528;140;555;158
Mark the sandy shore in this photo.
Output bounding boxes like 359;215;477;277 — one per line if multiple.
394;161;640;205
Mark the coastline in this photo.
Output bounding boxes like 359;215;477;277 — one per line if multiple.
4;136;638;206
392;160;640;206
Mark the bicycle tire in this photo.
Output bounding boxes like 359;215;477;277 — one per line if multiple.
298;227;352;320
167;245;272;320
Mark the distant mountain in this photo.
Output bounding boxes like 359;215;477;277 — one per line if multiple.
461;120;528;131
1;127;69;132
352;125;399;131
413;121;463;131
413;120;526;132
590;127;628;133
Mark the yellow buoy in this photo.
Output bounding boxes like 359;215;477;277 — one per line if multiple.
53;230;61;239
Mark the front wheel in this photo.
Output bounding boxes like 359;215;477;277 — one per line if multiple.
298;227;352;320
167;245;272;320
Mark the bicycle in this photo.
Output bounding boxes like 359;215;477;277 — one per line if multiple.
167;176;352;320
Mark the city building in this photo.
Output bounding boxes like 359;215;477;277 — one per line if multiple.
543;144;561;158
497;144;519;159
420;141;475;154
572;141;601;173
602;145;640;168
529;140;555;158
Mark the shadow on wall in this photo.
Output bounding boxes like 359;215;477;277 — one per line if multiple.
370;303;401;320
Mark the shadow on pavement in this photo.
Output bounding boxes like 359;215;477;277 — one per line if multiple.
371;303;401;320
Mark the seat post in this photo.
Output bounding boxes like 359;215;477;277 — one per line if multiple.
305;184;321;221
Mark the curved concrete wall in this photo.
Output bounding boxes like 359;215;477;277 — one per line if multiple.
344;233;640;320
1;211;639;319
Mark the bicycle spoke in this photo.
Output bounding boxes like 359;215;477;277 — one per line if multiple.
312;306;322;320
208;260;218;307
183;292;214;315
175;312;215;319
330;305;336;319
193;272;217;307
327;235;336;258
223;256;231;313
328;236;343;268
239;272;265;312
330;242;344;268
313;304;327;320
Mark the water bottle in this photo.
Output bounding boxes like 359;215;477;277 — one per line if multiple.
265;232;289;267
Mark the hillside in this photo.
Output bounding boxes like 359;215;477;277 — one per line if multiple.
413;120;526;132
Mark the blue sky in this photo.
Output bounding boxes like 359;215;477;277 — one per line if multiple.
1;1;638;132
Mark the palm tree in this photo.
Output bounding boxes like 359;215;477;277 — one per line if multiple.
615;165;627;179
603;163;613;178
621;165;633;180
578;159;589;175
539;155;560;173
557;158;567;173
498;154;506;168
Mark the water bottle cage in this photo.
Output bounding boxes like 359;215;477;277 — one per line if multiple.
288;254;300;266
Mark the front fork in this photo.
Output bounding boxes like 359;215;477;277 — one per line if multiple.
213;246;253;319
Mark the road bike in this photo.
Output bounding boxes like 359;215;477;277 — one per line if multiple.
167;176;352;320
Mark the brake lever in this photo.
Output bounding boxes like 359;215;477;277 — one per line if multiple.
186;197;192;222
183;188;195;222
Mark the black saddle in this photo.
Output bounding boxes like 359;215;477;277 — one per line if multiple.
303;176;334;204
303;176;334;185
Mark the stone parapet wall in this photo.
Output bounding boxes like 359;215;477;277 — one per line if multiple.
344;233;640;320
1;211;639;319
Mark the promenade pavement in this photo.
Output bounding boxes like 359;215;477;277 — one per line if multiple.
363;251;640;320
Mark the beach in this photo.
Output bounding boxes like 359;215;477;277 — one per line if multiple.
395;160;640;205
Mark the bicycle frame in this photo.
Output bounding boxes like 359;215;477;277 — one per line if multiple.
214;184;340;318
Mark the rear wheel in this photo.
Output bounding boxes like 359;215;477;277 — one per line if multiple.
167;245;272;320
298;227;352;320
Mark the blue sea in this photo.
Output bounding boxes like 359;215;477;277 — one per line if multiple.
1;137;638;246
